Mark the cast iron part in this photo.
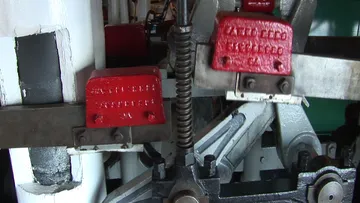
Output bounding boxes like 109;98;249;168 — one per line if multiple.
151;161;355;202
239;73;294;95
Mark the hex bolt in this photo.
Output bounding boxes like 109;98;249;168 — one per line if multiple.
113;133;123;142
204;154;216;177
147;111;156;122
279;79;290;94
274;61;284;71
297;150;311;172
220;56;230;66
152;157;166;180
78;135;87;145
93;114;104;124
260;156;265;164
244;78;256;89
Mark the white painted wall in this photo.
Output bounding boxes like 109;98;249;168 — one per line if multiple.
0;0;107;202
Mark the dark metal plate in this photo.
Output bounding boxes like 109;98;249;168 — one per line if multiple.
0;102;172;148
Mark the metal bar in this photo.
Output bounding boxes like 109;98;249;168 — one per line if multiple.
0;104;84;148
194;44;236;90
176;0;189;26
289;0;317;52
0;101;172;148
162;78;225;98
292;54;360;100
195;44;360;101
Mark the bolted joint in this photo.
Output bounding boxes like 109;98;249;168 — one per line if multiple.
204;154;216;177
278;78;291;94
152;157;166;180
244;78;256;89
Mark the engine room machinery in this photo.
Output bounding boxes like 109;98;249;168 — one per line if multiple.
1;0;360;202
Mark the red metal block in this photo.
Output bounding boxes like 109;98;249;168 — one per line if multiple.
212;12;293;75
242;0;275;13
86;67;165;128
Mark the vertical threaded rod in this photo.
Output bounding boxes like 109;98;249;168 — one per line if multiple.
175;0;193;154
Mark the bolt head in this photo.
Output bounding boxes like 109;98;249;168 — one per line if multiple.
275;61;284;71
147;112;156;122
204;154;216;162
220;56;230;66
94;114;104;124
78;135;87;144
279;79;290;94
113;133;124;142
245;78;256;89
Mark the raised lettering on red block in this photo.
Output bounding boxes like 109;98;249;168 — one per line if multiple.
86;67;165;128
243;0;275;13
212;12;293;75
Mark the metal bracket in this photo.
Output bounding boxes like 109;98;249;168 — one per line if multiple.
239;73;294;95
0;101;172;148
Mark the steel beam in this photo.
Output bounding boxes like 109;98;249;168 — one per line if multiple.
0;101;172;148
195;44;360;101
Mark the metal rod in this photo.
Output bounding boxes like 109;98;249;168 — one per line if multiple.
176;0;189;26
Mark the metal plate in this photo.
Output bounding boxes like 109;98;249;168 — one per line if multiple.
0;101;172;148
226;91;303;104
239;73;294;94
195;44;360;101
0;104;83;148
194;44;237;90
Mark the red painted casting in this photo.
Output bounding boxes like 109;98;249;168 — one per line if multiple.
212;12;293;75
86;66;165;128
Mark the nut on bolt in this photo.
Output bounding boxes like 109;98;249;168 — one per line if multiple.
152;157;166;180
204;154;216;177
244;78;256;89
279;79;290;94
78;135;87;144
